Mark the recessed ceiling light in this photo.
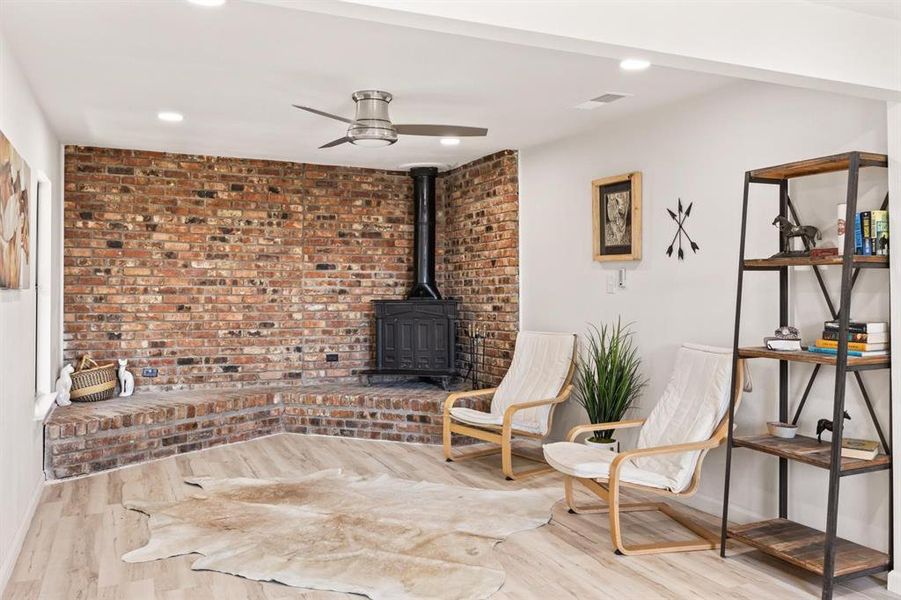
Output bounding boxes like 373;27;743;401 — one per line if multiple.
187;0;226;6
620;58;651;71
440;138;460;146
157;111;184;123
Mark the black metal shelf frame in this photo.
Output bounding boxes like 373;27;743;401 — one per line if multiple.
719;152;893;600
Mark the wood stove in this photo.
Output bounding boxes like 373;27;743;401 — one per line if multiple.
363;167;458;388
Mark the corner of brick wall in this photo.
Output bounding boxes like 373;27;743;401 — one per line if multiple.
437;150;519;387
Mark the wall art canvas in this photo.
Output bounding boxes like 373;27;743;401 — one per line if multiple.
0;129;31;289
592;172;642;262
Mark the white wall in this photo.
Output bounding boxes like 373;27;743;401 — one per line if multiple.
520;80;890;549
0;31;62;591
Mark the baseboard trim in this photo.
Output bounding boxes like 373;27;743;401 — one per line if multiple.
0;479;45;596
887;570;901;594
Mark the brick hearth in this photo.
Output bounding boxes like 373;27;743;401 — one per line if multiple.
45;384;488;480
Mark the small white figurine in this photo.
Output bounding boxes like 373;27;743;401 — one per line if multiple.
118;359;135;397
55;364;75;406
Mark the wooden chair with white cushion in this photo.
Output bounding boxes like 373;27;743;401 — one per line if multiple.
443;331;577;480
543;343;748;555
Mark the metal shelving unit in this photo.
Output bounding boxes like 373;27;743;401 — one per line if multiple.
719;152;892;600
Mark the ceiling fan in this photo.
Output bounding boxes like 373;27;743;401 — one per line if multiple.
293;90;488;149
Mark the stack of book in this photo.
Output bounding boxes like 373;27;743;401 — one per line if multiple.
853;210;889;256
808;320;890;358
841;438;880;460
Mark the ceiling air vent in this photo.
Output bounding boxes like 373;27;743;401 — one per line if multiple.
574;92;632;110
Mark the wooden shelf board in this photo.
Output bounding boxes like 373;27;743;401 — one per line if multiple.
734;434;889;473
728;518;889;578
738;347;890;369
749;152;888;180
744;255;888;269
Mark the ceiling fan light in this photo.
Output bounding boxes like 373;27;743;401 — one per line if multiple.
351;138;394;148
440;138;460;146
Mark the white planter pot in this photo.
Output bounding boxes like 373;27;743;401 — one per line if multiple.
584;438;619;452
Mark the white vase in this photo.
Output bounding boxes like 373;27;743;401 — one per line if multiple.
584;437;619;452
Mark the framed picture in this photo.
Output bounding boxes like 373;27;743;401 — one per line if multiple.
592;171;641;262
0;129;32;289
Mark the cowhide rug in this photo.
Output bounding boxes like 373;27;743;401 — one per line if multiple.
123;469;556;600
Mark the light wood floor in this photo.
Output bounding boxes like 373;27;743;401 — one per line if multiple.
3;433;894;600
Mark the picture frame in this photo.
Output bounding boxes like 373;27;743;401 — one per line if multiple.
592;171;641;262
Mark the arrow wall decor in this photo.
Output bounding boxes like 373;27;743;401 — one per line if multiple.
666;198;700;260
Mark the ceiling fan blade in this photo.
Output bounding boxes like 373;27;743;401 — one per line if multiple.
394;124;488;137
293;105;355;125
319;137;351;149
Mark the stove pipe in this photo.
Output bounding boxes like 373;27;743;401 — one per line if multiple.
408;167;441;299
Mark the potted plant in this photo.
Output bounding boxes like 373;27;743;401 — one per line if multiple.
575;320;647;452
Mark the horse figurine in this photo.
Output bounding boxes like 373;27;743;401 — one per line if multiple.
772;216;821;257
118;359;135;397
817;411;850;442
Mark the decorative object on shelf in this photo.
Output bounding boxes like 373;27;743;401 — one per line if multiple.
54;364;75;407
816;411;850;443
592;172;642;262
118;359;135;397
70;356;118;403
665;198;700;260
574;319;647;448
810;247;838;259
836;203;847;251
766;421;798;439
463;322;487;390
0;129;32;289
764;325;802;352
771;215;821;258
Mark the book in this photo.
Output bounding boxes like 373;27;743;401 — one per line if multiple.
872;210;889;256
806;346;888;358
814;339;888;352
841;438;879;461
854;213;863;254
861;211;872;255
821;330;889;344
765;338;802;352
824;320;889;334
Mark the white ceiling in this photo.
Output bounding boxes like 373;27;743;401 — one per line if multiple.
0;0;734;171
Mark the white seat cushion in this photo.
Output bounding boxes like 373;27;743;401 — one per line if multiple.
449;407;544;434
632;343;733;493
489;331;575;435
542;442;675;490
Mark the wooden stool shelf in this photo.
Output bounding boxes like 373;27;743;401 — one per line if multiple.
728;519;889;579
733;434;890;475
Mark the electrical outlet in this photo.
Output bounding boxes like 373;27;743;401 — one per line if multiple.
606;273;616;294
142;367;159;377
326;353;339;363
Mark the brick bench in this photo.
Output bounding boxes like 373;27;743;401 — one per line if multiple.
45;383;487;479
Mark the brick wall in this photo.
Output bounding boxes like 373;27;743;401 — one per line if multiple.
439;150;519;387
64;146;518;390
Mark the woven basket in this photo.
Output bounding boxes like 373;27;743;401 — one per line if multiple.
70;356;118;402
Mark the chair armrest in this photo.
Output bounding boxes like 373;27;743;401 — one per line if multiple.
500;384;574;427
566;419;646;442
609;437;721;481
443;388;498;418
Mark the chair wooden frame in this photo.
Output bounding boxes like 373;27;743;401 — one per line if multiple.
443;352;576;481
562;359;746;555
